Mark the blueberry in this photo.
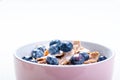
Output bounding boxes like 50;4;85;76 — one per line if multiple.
49;39;62;47
60;41;73;52
22;56;33;61
46;56;59;65
70;54;85;65
31;48;44;59
37;45;46;52
80;52;89;61
98;56;107;62
48;44;60;55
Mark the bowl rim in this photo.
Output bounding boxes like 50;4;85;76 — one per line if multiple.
14;40;115;68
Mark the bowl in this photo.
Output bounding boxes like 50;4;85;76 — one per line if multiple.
14;41;115;80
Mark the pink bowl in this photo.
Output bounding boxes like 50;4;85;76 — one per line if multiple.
14;41;115;80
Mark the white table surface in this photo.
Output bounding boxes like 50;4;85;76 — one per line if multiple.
0;0;120;80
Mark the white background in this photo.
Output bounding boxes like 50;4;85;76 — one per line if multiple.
0;0;120;80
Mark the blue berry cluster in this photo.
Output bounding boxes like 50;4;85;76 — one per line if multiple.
48;40;73;55
47;40;73;65
22;39;107;65
22;46;46;63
